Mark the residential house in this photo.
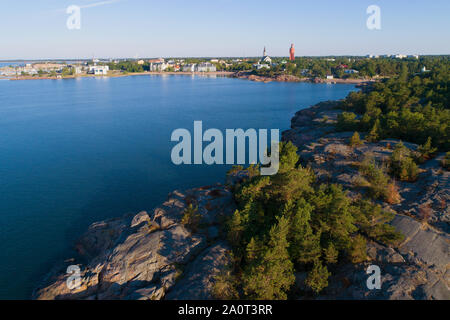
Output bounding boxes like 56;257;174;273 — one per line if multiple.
196;62;216;72
88;65;109;75
182;64;196;72
149;62;169;72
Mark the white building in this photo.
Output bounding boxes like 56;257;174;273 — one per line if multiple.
253;63;270;70
149;62;169;72
261;56;271;63
260;47;272;64
196;62;216;72
181;63;216;72
182;64;196;72
88;65;109;75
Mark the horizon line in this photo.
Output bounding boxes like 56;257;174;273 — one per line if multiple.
2;54;450;62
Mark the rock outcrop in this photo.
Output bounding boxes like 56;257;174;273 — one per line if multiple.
282;101;450;300
232;71;305;83
34;185;235;300
232;72;372;84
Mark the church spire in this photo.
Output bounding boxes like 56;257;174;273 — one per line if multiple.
263;46;267;57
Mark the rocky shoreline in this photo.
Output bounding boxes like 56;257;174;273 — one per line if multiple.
231;71;376;85
34;185;236;300
34;100;449;300
282;101;449;299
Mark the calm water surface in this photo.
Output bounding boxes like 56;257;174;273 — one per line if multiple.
0;75;356;299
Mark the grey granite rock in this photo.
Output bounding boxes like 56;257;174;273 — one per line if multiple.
34;185;236;300
165;242;232;300
282;101;449;300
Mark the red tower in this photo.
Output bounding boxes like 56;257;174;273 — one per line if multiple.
289;44;295;61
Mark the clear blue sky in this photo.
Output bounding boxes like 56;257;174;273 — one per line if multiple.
1;0;449;59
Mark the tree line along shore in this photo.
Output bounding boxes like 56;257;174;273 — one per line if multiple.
3;55;446;84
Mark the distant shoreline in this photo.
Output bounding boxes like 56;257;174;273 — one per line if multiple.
4;71;235;81
2;70;376;85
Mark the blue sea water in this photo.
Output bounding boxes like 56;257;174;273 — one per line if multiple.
0;62;25;68
0;75;356;299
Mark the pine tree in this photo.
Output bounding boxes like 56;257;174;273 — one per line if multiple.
181;203;201;232
288;199;321;264
243;216;295;300
311;184;357;250
366;119;380;142
323;243;339;264
349;235;367;263
390;142;419;181
417;137;437;163
246;237;260;263
353;199;403;245
305;260;331;294
278;141;300;172
228;210;244;246
349;132;363;147
391;141;408;161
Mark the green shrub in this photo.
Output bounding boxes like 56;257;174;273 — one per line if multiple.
353;199;404;245
305;260;330;294
416;137;438;163
349;132;363;147
389;142;419;182
181;203;202;232
348;235;367;264
323;243;339;264
358;156;390;200
337;112;359;131
366;119;381;142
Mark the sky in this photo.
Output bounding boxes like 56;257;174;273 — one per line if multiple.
0;0;449;59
